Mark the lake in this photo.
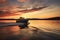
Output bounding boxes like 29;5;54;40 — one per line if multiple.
0;20;60;40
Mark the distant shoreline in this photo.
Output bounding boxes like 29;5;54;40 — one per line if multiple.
0;17;60;20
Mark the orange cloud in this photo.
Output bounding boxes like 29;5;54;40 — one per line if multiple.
17;0;28;2
0;11;21;17
0;5;23;17
0;0;6;3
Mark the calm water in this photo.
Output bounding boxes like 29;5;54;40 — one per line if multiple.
29;20;60;34
0;20;60;40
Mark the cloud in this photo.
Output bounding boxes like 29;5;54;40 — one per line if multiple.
25;0;60;7
0;0;60;8
0;0;7;7
45;0;60;6
0;0;60;18
0;0;6;3
0;5;25;18
21;6;60;18
17;0;28;2
0;11;19;17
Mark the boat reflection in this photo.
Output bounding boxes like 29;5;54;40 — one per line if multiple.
0;20;60;40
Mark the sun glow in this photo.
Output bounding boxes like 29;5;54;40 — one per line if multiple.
21;6;60;18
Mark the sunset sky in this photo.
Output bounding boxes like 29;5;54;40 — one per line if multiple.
0;0;60;39
0;0;60;19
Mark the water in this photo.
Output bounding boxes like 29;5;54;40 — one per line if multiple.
0;20;60;40
29;20;60;34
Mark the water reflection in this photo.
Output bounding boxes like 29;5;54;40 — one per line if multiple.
0;20;60;40
29;20;60;31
